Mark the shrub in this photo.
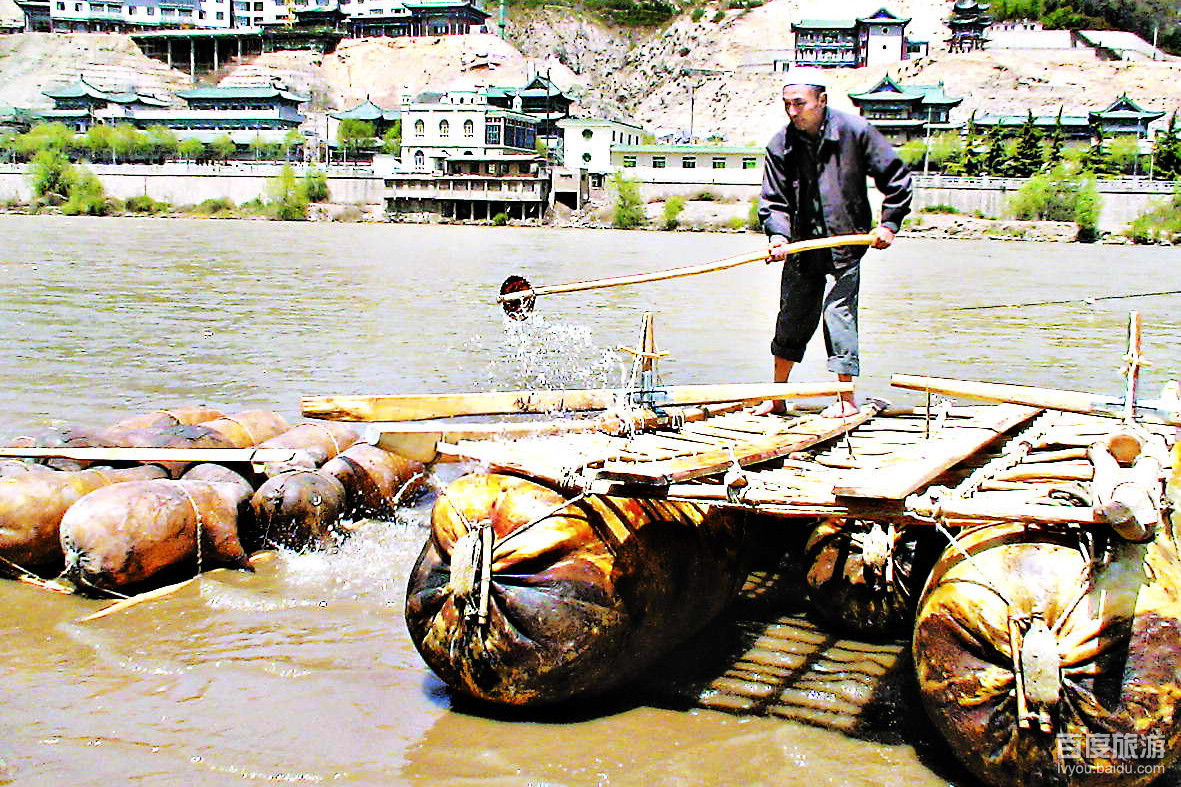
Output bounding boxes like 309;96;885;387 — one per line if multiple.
918;204;961;214
1009;167;1102;241
661;195;685;230
610;172;646;229
196;197;236;215
492;211;509;226
747;197;761;231
303;169;329;203
268;164;308;221
695;190;718;201
124;194;170;214
28;149;75;201
711;9;725;21
726;216;747;230
61;167;110;216
690;7;704;20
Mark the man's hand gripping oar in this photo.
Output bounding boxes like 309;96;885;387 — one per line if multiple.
497;233;876;320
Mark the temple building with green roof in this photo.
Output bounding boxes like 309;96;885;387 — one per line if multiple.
36;77;171;131
848;74;963;142
791;8;913;69
1088;95;1166;138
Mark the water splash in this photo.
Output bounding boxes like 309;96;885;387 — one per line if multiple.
469;313;619;391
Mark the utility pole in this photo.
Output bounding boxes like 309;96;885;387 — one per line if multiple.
923;105;933;176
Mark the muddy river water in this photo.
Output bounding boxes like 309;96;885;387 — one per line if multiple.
0;214;1178;785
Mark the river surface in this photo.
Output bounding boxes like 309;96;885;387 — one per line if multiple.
0;214;1178;786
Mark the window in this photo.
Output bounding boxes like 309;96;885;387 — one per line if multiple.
485;123;500;145
581;152;591;163
652;156;666;168
463;119;473;137
622;155;636;168
582;128;592;139
712;157;726;169
216;10;223;17
146;6;153;12
254;2;262;9
414;150;424;169
413;119;424;136
681;156;696;168
742;157;756;169
55;2;63;9
439;119;449;137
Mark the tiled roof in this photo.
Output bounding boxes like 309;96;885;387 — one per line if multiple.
178;86;309;103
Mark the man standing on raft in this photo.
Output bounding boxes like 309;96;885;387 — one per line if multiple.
753;69;913;417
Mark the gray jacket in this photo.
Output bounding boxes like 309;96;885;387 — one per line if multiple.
759;107;913;263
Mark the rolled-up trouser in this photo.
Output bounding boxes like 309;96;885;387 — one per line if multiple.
770;249;860;376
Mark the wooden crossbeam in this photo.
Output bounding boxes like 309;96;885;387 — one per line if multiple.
831;405;1040;500
0;447;304;464
594;409;877;485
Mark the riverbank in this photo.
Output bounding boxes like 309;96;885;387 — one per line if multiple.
0;199;1146;243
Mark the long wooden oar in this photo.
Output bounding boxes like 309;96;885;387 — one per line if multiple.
302;381;853;422
498;233;875;319
891;374;1181;426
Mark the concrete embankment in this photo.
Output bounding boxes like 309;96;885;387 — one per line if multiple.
0;163;1176;238
0;162;382;207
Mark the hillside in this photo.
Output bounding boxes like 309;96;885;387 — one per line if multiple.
1;0;1179;147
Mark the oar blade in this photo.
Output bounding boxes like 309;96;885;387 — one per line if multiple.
499;275;535;320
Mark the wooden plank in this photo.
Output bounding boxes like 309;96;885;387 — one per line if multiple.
369;402;744;462
302;381;854;422
832;405;1040;500
0;446;303;464
595;408;877;485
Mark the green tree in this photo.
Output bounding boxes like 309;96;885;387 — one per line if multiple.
1046;107;1065;170
16;122;75;160
337;118;375;161
1079;127;1113;176
28;148;75;201
282;128;304;162
1074;174;1101;241
212;134;236;162
381;120;402;156
83;123;117;163
1011;110;1044;177
178;137;205;163
146;125;178;162
662;194;685;229
1152;112;1180;180
113;124;148;163
610;172;645;229
1106;135;1140;176
983;125;1007;176
267;163;308;220
958;112;987;176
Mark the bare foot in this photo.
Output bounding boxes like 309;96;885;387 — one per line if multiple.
750;399;788;416
820;400;859;418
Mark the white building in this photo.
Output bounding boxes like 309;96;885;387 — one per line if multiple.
557;117;646;189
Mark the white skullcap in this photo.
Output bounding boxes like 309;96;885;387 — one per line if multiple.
784;67;829;90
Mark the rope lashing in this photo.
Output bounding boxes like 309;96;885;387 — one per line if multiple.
177;484;205;578
448;520;494;627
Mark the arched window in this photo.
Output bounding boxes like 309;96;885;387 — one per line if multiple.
414;150;425;169
414;119;424;136
439;119;450;137
582;128;593;139
463;119;474;138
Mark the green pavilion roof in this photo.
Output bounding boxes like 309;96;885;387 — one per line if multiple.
330;98;400;122
178;86;309;103
792;19;857;29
